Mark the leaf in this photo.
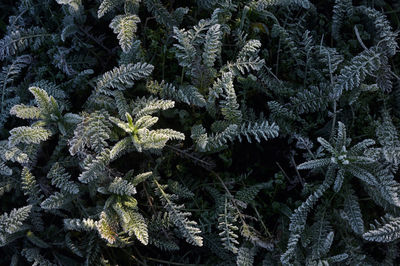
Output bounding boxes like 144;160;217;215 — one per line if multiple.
110;15;140;53
9;126;51;146
130;211;148;245
342;189;364;235
363;216;400;242
96;63;154;92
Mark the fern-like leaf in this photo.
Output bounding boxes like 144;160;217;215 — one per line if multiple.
341;188;364;235
334;48;382;98
363;215;400;242
154;180;203;246
110;14;140;53
96;63;154;93
202;24;222;68
8;126;51;146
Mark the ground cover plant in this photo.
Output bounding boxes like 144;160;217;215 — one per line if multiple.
1;0;400;265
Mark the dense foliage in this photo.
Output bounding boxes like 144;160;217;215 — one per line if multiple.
1;0;400;265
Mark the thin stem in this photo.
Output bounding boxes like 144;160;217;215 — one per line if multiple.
162;45;166;80
180;67;185;85
125;252;147;266
78;26;113;54
330;101;337;142
354;25;368;51
275;162;291;182
275;38;281;76
252;204;272;238
290;154;304;187
166;144;215;170
210;171;247;226
145;257;202;266
324;46;337;142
